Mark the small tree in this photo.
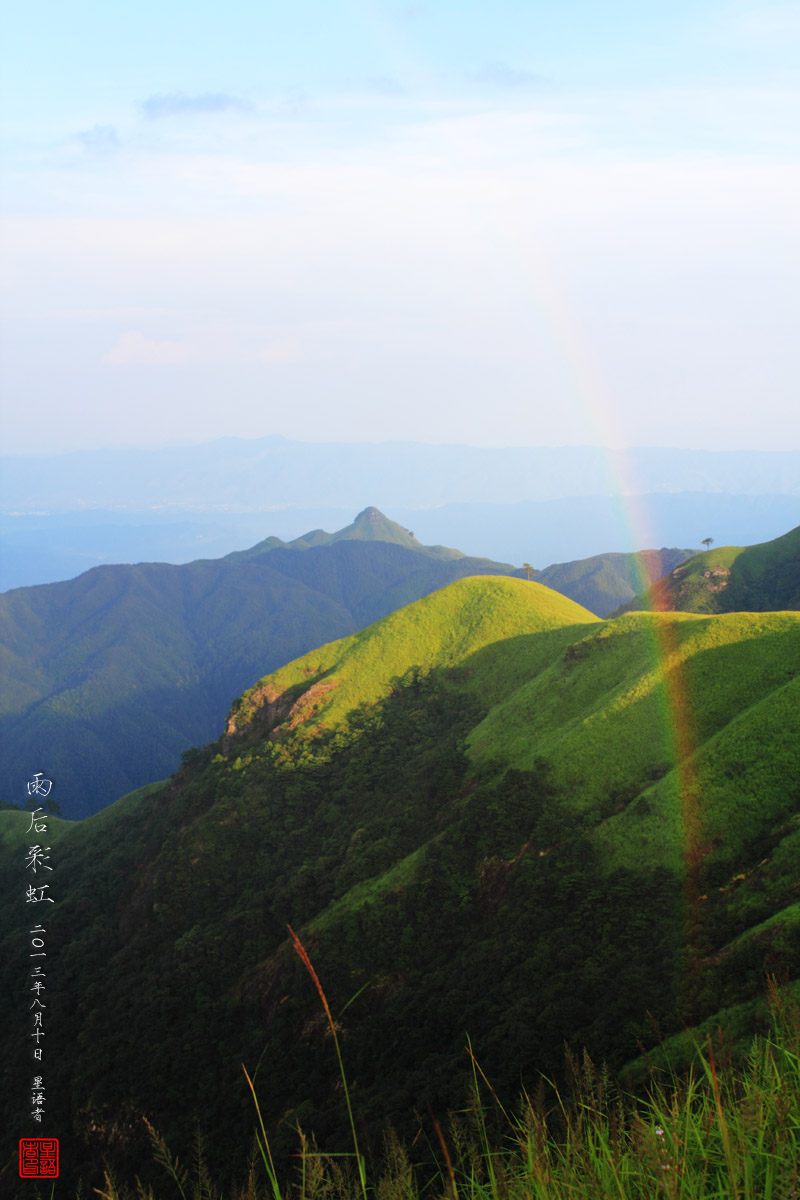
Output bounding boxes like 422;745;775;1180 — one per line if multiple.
522;562;534;580
701;537;714;552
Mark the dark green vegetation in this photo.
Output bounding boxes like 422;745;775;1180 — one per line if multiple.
0;505;691;817
620;524;800;615
91;980;800;1200
0;576;798;1194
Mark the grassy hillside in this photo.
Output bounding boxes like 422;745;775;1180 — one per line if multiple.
0;576;797;1194
620;524;800;614
228;575;597;736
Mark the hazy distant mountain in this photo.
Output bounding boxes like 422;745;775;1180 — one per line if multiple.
619;525;800;614
2;575;797;1191
225;504;463;562
400;493;800;568
3;436;799;512
0;507;356;591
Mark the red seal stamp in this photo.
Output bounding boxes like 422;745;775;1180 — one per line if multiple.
19;1137;59;1177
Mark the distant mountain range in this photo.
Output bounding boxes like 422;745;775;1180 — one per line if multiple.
2;574;797;1192
3;493;797;592
1;438;797;591
3;437;799;511
0;507;696;818
619;524;800;614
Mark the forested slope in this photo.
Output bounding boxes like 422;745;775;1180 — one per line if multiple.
1;577;797;1192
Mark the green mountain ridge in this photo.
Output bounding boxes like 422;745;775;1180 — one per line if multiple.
619;523;800;614
1;575;797;1192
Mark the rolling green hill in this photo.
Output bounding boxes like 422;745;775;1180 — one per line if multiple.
1;576;797;1194
0;505;693;818
619;524;800;614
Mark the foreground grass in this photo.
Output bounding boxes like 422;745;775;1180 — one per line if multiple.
91;969;800;1200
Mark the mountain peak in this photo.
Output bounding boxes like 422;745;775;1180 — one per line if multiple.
225;506;466;563
333;507;421;548
354;505;385;523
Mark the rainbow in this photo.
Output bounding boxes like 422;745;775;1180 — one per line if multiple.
455;188;710;1009
513;237;708;1014
348;0;709;1010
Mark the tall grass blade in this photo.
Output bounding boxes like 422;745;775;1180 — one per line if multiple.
288;925;368;1200
242;1062;283;1200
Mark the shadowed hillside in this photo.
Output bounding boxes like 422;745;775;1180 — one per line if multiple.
528;546;694;617
1;576;797;1193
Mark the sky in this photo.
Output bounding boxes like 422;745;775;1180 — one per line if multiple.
1;0;799;455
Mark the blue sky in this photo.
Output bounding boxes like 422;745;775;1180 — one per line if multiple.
2;0;799;453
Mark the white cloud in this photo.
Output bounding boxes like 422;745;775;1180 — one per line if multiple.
104;331;193;364
4;84;799;452
103;329;301;366
471;61;544;90
141;92;249;119
729;2;800;39
76;125;120;155
364;75;407;96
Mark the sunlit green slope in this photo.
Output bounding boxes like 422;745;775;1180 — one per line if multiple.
228;575;599;737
